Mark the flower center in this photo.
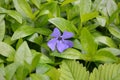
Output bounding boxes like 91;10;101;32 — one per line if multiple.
58;36;62;40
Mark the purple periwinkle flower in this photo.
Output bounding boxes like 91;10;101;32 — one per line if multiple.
47;28;74;53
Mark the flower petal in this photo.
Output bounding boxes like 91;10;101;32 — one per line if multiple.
57;41;69;52
51;28;61;37
63;40;73;48
47;38;57;51
62;31;74;39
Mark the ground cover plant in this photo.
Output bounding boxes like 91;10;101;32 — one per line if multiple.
1;0;120;80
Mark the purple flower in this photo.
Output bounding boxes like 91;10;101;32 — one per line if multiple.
47;28;74;53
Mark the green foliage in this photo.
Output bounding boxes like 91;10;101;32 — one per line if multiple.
0;0;120;79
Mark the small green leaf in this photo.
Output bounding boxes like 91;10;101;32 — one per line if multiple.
14;41;33;64
13;0;35;19
5;63;19;80
0;42;15;57
80;28;98;55
51;48;84;60
49;18;77;33
11;25;35;40
90;63;120;80
95;36;117;48
108;25;120;39
0;19;5;41
60;60;89;80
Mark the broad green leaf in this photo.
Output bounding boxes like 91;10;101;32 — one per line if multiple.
80;0;91;16
39;54;54;64
0;7;22;23
0;42;15;57
5;63;19;80
41;1;60;17
96;16;106;26
30;74;50;80
61;0;75;6
95;36;117;48
46;67;60;80
93;49;117;62
30;50;41;71
14;41;33;64
13;0;35;19
49;18;77;33
0;14;5;21
93;0;117;16
0;64;5;80
35;27;52;36
95;48;120;56
15;65;30;80
27;33;43;45
108;25;120;39
0;19;5;41
90;63;120;80
36;64;52;74
80;28;98;55
6;10;22;23
60;60;89;80
73;39;82;50
51;48;84;60
81;11;99;23
11;25;35;40
31;0;41;9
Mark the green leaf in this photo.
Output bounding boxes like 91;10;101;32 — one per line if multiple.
5;63;19;80
0;19;5;41
6;10;22;23
35;27;52;36
59;60;89;80
36;63;52;74
0;64;5;80
93;49;117;62
15;65;30;80
11;25;35;40
46;67;60;80
80;0;91;16
81;11;99;23
93;0;117;16
30;74;50;80
51;48;84;60
0;42;15;57
95;36;117;48
0;7;22;23
30;50;41;71
96;48;120;56
108;25;120;39
31;0;41;9
61;0;75;6
41;1;60;17
13;0;35;19
14;41;33;64
49;18;77;33
96;16;106;26
80;28;98;55
89;63;120;80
